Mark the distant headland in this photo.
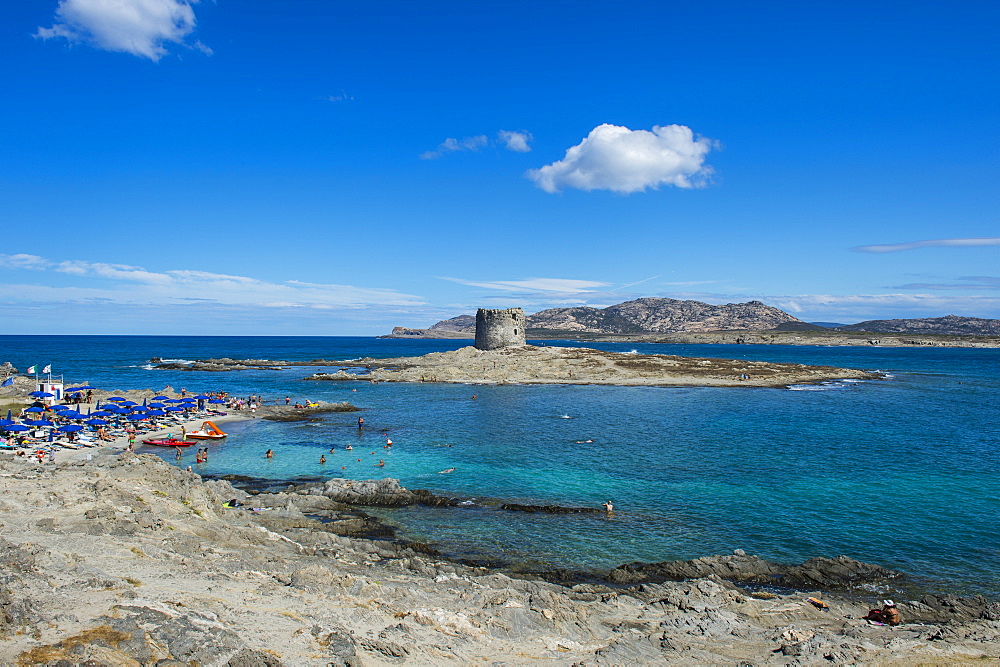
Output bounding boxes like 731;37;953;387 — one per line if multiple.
382;298;1000;348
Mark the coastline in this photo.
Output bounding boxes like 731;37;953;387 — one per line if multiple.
1;451;997;664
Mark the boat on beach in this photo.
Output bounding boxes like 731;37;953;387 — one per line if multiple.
184;421;227;440
142;438;197;447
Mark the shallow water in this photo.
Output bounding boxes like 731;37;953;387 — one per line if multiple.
3;335;998;596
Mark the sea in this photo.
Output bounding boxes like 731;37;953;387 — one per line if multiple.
2;335;998;598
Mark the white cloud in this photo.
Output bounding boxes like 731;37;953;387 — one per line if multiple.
498;130;532;152
853;237;1000;253
0;254;424;309
440;276;610;294
527;123;716;194
35;0;207;62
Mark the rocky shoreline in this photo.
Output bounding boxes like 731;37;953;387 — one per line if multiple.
304;344;879;388
1;453;998;664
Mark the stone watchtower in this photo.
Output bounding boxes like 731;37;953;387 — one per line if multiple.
474;308;526;350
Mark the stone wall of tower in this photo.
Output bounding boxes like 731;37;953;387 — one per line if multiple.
474;308;526;350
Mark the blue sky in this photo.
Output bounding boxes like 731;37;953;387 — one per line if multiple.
2;0;998;335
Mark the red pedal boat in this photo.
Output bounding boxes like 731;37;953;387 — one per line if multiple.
142;438;197;447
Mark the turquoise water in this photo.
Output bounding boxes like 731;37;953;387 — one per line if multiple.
3;336;998;596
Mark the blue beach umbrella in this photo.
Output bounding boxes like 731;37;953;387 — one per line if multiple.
61;410;84;418
148;402;166;408
106;396;126;402
209;399;225;404
0;419;13;426
106;406;129;414
120;400;137;407
59;424;84;432
126;414;148;421
146;409;166;416
151;395;169;400
165;406;184;412
49;404;69;411
28;419;55;427
91;410;113;417
29;391;54;398
24;406;45;413
85;418;108;425
194;395;211;400
5;424;29;432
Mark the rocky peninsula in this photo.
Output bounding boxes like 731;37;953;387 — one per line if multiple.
305;345;878;387
1;452;997;665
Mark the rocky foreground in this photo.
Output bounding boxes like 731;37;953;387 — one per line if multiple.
306;345;877;387
1;453;998;665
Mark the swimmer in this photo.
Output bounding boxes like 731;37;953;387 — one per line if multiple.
357;416;364;428
346;444;353;450
377;459;385;467
330;447;336;453
438;467;455;474
385;437;393;447
603;501;614;513
265;449;273;458
319;455;326;464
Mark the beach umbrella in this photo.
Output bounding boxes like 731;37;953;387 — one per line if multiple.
85;418;108;425
106;406;129;414
28;391;54;398
5;409;10;421
120;400;137;407
5;424;29;432
148;402;166;408
91;410;113;417
28;419;54;427
165;398;184;403
194;395;211;400
61;411;84;419
58;424;84;432
49;404;69;411
209;399;225;404
106;396;126;402
165;406;184;412
146;409;166;416
126;414;147;421
142;398;147;407
0;419;13;426
24;406;44;413
151;395;169;400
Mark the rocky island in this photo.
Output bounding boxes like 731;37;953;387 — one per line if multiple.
306;344;877;387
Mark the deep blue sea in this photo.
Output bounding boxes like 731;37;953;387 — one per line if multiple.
2;335;998;597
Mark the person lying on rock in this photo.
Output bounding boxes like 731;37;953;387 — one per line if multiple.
863;599;900;625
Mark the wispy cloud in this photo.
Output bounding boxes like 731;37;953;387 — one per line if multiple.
35;0;209;62
891;276;1000;291
440;276;609;294
0;253;424;309
420;130;532;160
527;123;717;194
852;237;1000;253
324;91;355;102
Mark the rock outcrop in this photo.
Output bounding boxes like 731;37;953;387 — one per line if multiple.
608;552;904;591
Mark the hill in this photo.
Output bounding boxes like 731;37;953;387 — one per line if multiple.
836;315;1000;336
